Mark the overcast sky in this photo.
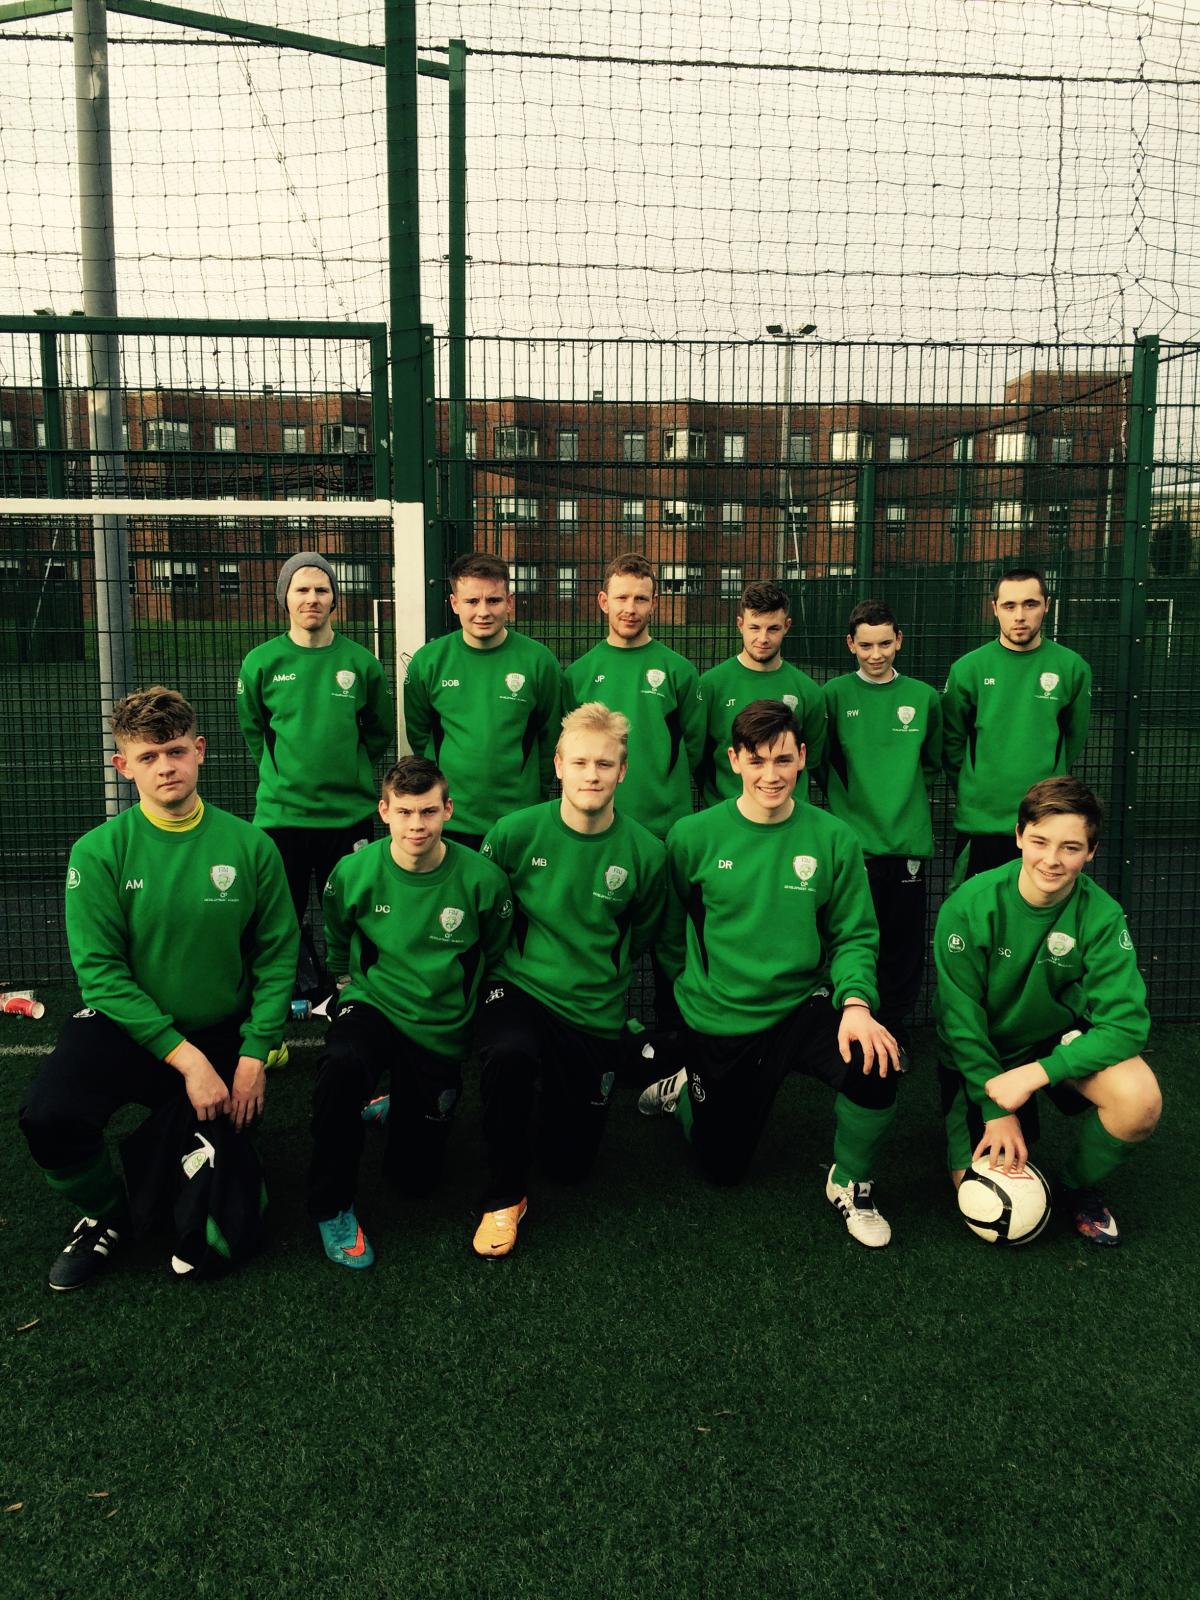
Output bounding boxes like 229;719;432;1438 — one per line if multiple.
1;0;1198;363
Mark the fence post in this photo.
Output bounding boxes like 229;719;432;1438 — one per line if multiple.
446;38;469;553
856;459;875;580
36;322;66;499
421;323;443;634
1111;334;1158;909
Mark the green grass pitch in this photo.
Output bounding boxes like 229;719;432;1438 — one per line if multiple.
1;999;1197;1599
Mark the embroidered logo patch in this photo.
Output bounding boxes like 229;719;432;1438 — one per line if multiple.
209;864;237;895
1046;931;1076;957
604;865;629;892
439;906;464;935
792;854;817;884
504;672;526;696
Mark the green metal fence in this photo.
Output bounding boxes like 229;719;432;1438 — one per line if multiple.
3;331;1198;1019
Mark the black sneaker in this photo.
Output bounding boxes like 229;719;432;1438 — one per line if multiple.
48;1216;122;1291
1064;1188;1121;1247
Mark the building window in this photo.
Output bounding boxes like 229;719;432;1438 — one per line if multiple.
721;502;745;535
952;435;975;461
1050;435;1073;463
1048;502;1070;538
557;564;578;598
888;435;910;462
829;500;857;527
281;426;306;454
622;431;647;462
0;419;15;448
991;500;1027;531
463;428;477;459
212;424;237;451
495;496;539;523
662;500;706;528
558;498;579;530
622;499;645;529
831;431;873;462
788;432;813;463
951;506;972;539
722;433;746;462
35;421;47;448
719;565;743;600
885;504;907;535
218;562;240;595
493;426;539;458
328;558;372;593
785;503;809;540
144;420;192;451
782;559;802;584
662;429;706;461
512;562;540;595
150;558;199;592
659;563;702;596
321;424;368;454
995;432;1035;463
557;430;579;461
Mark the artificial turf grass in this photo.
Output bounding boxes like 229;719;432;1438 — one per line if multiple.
2;1030;1197;1600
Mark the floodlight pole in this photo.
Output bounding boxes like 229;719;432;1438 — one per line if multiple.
74;0;132;812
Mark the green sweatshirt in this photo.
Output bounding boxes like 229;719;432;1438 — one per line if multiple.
403;630;563;837
564;639;705;838
821;672;943;858
65;804;298;1062
237;634;394;829
481;801;667;1038
697;656;827;807
323;837;513;1059
659;800;880;1036
934;861;1148;1121
941;638;1091;834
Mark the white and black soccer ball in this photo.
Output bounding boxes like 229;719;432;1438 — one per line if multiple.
957;1158;1052;1245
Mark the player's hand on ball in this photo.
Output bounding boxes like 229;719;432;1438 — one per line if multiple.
972;1114;1027;1175
230;1056;266;1129
838;1004;900;1076
985;1061;1050;1113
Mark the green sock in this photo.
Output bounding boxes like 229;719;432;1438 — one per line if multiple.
45;1152;127;1224
676;1079;694;1143
831;1095;896;1187
1061;1108;1140;1191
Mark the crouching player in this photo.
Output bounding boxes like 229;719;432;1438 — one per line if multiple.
19;688;297;1291
639;700;900;1247
934;777;1161;1244
472;704;666;1258
306;758;512;1268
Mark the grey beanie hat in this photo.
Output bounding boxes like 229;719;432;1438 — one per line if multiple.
277;550;337;608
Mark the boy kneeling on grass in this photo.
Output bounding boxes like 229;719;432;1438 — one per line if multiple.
19;688;297;1291
306;757;512;1268
934;776;1161;1245
638;699;901;1247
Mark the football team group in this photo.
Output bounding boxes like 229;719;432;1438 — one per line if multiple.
18;548;1162;1289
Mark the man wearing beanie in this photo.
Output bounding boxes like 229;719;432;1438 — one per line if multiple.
237;553;394;967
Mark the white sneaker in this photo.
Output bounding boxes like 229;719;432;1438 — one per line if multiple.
638;1068;688;1116
825;1165;892;1248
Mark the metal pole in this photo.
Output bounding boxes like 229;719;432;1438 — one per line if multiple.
385;0;432;753
856;460;876;581
446;38;469;552
1111;335;1158;909
776;341;792;576
74;0;132;813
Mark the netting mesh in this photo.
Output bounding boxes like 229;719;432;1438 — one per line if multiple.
2;2;1200;340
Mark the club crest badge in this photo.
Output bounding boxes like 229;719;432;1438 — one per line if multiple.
947;933;966;953
439;906;464;935
604;865;629;893
645;669;666;691
210;864;237;895
1119;929;1134;951
504;672;526;696
897;705;916;728
782;694;798;710
335;670;356;694
1038;672;1060;697
1046;931;1076;957
906;859;922;877
792;854;817;884
66;866;81;889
